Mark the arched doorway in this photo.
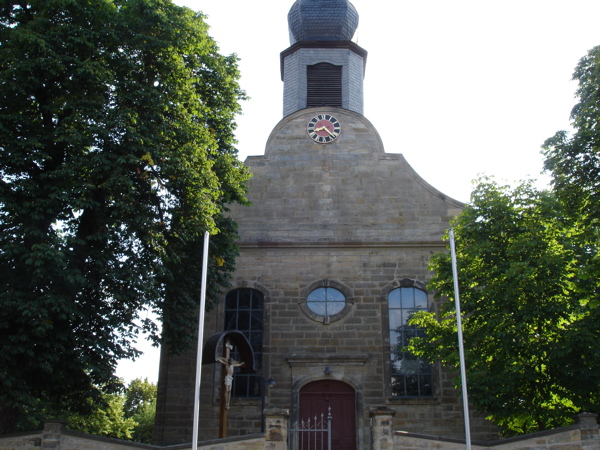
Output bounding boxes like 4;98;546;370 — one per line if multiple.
299;380;356;449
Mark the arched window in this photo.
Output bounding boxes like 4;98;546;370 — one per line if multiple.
224;288;264;398
388;287;432;397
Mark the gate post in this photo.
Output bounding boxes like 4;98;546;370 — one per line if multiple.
370;406;396;450
576;412;599;448
42;419;66;449
264;407;289;450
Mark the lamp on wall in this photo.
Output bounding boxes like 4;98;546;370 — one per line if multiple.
324;366;331;375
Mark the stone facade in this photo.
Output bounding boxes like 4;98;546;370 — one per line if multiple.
155;2;498;448
154;108;498;448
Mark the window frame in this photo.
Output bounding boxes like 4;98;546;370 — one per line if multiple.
299;279;353;324
387;284;433;398
223;288;265;398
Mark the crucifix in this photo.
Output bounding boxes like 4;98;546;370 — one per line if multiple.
217;342;246;410
217;338;245;437
201;331;255;439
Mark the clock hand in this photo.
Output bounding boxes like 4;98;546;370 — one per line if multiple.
315;126;336;136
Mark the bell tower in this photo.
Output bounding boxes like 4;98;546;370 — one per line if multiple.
282;0;367;116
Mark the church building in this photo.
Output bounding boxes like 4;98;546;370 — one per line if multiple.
154;1;498;448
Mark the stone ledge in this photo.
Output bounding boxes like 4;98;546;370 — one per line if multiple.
238;240;447;249
286;355;368;367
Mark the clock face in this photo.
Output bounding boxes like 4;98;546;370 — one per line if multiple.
307;114;341;144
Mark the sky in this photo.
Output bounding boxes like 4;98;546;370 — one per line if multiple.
116;0;600;383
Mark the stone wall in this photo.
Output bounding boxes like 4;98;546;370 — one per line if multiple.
369;411;600;450
0;410;289;450
4;411;597;450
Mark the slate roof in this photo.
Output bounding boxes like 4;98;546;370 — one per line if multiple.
288;0;359;44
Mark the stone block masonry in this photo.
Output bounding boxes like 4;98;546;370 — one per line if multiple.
154;107;497;448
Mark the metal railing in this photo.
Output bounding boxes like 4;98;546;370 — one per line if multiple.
288;407;332;450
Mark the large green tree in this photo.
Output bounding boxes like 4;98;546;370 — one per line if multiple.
0;0;249;432
410;180;599;435
543;45;600;297
409;45;600;437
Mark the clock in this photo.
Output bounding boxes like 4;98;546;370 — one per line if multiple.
307;114;341;144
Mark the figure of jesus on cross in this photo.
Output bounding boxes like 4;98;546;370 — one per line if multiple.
217;342;245;410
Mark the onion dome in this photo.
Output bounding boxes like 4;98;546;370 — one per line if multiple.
288;0;359;45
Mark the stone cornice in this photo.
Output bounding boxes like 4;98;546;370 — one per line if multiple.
237;240;447;249
286;355;369;367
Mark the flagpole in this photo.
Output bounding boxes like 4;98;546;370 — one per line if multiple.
449;228;472;450
192;231;210;450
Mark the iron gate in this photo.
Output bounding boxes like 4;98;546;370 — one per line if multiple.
288;407;332;450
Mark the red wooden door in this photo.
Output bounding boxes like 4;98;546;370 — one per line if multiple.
299;380;356;450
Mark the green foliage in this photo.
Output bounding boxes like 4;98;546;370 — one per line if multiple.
15;378;157;443
543;44;600;298
123;378;156;443
0;0;250;431
68;394;136;440
67;378;156;443
544;46;600;230
411;179;596;435
411;45;600;437
128;398;156;444
123;378;156;419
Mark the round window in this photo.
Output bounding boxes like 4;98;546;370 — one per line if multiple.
306;287;346;317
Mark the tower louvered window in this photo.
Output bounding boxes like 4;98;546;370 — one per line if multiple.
307;63;342;108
